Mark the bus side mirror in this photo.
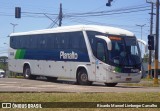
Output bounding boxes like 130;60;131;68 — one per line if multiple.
137;39;148;53
95;35;112;50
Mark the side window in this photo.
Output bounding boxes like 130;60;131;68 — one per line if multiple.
11;35;43;49
37;35;47;49
87;31;103;57
79;33;87;52
14;36;22;49
31;35;38;49
10;36;28;49
131;46;138;55
58;33;69;49
71;35;80;49
55;34;60;49
21;35;38;49
115;42;120;51
24;36;31;49
15;37;20;49
10;37;16;49
97;42;106;62
46;34;55;49
70;32;87;52
60;36;65;49
62;33;69;49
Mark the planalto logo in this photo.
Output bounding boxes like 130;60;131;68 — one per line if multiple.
60;51;78;59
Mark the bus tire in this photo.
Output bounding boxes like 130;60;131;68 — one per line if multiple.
23;66;36;79
47;77;57;82
77;69;92;85
105;83;117;87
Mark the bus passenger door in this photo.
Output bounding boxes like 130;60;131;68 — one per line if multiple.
95;41;107;82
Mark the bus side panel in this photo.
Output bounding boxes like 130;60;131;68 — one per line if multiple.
8;59;24;74
29;60;44;75
43;61;70;78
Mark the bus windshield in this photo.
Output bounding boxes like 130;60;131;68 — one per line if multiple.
108;36;141;66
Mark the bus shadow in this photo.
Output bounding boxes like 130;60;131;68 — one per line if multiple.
36;77;77;85
35;77;143;88
116;85;143;88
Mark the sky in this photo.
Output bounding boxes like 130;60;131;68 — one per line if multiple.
0;0;157;57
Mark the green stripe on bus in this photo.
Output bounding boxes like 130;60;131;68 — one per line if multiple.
15;49;26;59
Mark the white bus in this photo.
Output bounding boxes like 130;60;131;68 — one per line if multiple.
9;25;143;87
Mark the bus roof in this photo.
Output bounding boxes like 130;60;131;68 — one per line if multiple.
10;25;135;37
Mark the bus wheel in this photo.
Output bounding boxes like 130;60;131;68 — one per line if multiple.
77;69;92;85
47;77;57;82
105;83;117;87
23;66;36;79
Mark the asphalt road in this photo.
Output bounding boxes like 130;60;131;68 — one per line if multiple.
0;78;160;93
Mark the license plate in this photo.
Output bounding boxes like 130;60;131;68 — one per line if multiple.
126;78;132;81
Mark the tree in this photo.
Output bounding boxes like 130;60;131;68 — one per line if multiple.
0;56;8;72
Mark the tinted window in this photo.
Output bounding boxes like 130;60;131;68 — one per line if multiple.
54;33;70;49
97;42;106;62
46;34;55;49
39;35;47;49
87;31;103;56
70;32;87;52
10;31;87;52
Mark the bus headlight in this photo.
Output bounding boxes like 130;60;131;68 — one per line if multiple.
113;70;116;73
